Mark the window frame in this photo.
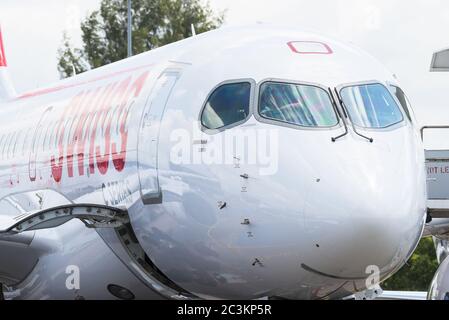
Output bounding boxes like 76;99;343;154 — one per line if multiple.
0;135;5;159
22;128;32;157
255;78;342;131
12;131;21;158
386;81;415;124
199;78;256;134
7;131;16;160
337;80;406;131
2;133;11;160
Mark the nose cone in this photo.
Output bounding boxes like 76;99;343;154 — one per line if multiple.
302;129;426;281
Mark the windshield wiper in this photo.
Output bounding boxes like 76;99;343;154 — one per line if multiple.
333;88;374;143
329;88;348;142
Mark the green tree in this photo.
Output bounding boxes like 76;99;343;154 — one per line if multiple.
58;0;224;78
382;237;439;291
57;32;89;77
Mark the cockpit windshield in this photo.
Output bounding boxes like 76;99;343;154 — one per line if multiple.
340;83;404;128
259;82;339;127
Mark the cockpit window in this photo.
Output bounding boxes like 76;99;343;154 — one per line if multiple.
201;82;251;130
259;82;338;127
340;83;404;128
389;85;413;122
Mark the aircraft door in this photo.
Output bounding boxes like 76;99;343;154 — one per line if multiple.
137;70;180;204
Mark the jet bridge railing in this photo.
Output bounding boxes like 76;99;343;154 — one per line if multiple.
421;126;449;141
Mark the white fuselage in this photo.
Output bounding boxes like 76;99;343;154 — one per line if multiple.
0;25;427;300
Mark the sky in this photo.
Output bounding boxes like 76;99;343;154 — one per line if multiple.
2;0;449;142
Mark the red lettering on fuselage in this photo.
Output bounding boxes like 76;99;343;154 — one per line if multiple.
45;70;150;183
96;77;131;175
50;92;84;183
112;71;149;172
89;83;116;175
74;88;102;176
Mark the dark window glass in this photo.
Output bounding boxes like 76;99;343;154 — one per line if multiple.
259;82;338;127
389;85;413;122
340;83;403;128
201;82;251;130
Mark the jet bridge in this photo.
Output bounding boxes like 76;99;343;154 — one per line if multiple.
422;126;449;243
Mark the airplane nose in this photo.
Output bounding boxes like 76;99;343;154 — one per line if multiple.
301;135;426;281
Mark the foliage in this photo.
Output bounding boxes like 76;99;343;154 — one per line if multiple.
57;0;224;78
57;32;89;76
382;237;439;291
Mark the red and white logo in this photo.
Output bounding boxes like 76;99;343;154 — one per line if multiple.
0;27;7;67
287;41;333;55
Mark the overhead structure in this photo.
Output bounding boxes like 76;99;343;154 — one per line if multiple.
431;48;449;72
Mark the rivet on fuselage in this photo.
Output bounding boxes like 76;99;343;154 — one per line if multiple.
193;139;208;145
252;258;263;267
218;201;227;210
233;156;241;169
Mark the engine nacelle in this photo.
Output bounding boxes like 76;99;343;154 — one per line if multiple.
428;254;449;300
